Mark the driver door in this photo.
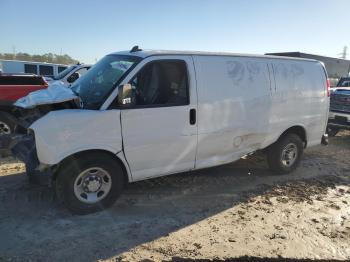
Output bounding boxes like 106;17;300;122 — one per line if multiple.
120;56;198;181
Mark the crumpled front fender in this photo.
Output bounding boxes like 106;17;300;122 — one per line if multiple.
30;109;122;165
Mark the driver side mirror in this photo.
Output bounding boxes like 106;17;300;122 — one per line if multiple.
117;84;136;106
67;72;79;83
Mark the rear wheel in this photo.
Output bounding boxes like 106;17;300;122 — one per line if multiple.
55;152;125;215
267;133;304;174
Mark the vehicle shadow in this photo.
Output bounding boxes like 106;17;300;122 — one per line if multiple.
0;135;349;261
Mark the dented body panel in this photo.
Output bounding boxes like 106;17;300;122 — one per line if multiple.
192;55;328;169
30;109;122;165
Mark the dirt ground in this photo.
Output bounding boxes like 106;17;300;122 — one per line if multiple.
0;131;349;262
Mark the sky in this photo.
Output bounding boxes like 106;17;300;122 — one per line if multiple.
1;0;349;64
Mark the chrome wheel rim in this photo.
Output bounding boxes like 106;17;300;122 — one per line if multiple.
0;121;11;135
281;143;298;167
73;167;112;204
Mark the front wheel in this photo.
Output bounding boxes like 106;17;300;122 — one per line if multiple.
0;113;15;135
267;133;304;174
55;152;125;215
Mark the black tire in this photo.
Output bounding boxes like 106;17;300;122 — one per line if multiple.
327;127;339;137
0;112;16;135
267;133;304;174
55;152;125;215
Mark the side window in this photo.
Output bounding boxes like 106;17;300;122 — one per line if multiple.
130;60;189;106
341;80;350;87
39;65;54;76
75;67;89;77
58;66;67;73
24;64;37;74
67;67;90;83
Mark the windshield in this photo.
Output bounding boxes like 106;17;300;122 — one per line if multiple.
53;65;76;80
71;55;141;109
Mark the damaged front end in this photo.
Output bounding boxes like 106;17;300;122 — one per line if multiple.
13;83;81;131
0;83;81;185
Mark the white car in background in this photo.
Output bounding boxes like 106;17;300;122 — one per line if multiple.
46;63;92;87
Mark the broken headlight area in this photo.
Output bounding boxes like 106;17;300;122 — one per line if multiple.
12;99;81;132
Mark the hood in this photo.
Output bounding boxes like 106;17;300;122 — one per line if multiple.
44;76;54;82
14;82;79;109
49;80;67;86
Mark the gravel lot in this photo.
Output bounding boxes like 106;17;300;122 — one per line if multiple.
0;131;349;262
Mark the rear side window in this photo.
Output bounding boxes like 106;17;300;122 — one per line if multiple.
24;64;37;74
39;65;54;76
130;60;189;106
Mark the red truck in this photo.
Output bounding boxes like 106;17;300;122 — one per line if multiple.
0;74;48;134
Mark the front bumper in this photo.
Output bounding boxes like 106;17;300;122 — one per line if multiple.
328;111;350;130
0;133;52;185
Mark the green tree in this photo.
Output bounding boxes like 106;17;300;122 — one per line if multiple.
16;52;32;61
0;52;78;65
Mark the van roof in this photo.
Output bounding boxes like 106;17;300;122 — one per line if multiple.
109;50;320;63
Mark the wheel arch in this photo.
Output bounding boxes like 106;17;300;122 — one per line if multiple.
52;149;131;185
0;110;17;127
278;125;307;148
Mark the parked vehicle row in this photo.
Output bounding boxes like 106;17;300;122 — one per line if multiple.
0;59;68;78
0;48;330;214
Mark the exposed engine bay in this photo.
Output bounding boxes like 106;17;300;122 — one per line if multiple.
0;83;81;134
11;83;81;131
11;99;80;133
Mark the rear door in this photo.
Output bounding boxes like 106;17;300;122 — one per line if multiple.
120;56;198;181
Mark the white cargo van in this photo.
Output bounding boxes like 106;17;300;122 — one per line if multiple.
5;48;330;214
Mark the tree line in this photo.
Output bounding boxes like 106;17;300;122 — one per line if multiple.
0;52;78;65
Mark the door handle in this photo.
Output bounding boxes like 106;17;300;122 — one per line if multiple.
189;108;196;125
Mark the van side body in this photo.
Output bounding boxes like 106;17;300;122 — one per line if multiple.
193;55;328;170
10;50;329;214
28;52;329;183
